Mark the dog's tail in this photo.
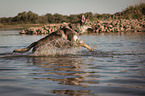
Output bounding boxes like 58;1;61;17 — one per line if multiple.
13;42;37;53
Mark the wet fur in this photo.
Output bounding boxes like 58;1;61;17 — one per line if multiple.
13;15;94;53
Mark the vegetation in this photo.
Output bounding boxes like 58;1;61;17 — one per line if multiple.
0;3;145;28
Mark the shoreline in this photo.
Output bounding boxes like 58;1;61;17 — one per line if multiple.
20;18;145;34
0;18;144;34
0;24;44;30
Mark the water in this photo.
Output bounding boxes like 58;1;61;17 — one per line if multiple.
0;29;145;96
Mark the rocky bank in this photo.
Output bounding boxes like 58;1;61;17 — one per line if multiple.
20;17;145;34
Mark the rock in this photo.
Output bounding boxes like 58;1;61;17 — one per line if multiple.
20;17;145;34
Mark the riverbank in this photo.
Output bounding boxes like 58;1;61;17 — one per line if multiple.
0;23;44;29
89;17;145;33
19;17;145;34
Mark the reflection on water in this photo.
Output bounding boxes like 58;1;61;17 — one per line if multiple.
31;56;93;96
0;30;145;96
32;57;85;85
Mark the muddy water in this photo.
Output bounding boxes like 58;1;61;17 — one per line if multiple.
0;30;145;96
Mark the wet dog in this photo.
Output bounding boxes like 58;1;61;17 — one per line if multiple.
13;15;94;53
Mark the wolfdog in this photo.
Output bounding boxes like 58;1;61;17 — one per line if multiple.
13;15;94;53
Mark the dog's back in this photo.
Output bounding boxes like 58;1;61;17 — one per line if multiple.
68;20;82;33
13;15;93;53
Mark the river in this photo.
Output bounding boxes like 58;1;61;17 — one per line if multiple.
0;29;145;96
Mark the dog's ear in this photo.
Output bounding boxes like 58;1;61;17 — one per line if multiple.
81;15;86;24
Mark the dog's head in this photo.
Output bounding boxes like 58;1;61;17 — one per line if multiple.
69;15;91;34
79;15;92;34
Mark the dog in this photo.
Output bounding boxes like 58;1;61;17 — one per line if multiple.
13;15;94;53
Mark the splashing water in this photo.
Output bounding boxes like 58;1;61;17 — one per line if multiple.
33;38;81;56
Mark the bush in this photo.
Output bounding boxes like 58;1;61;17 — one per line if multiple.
0;3;145;25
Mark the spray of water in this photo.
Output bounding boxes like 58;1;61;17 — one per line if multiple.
33;38;81;56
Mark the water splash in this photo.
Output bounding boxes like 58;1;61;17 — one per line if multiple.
33;38;81;56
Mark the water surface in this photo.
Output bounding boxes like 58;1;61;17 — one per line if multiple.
0;30;145;96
